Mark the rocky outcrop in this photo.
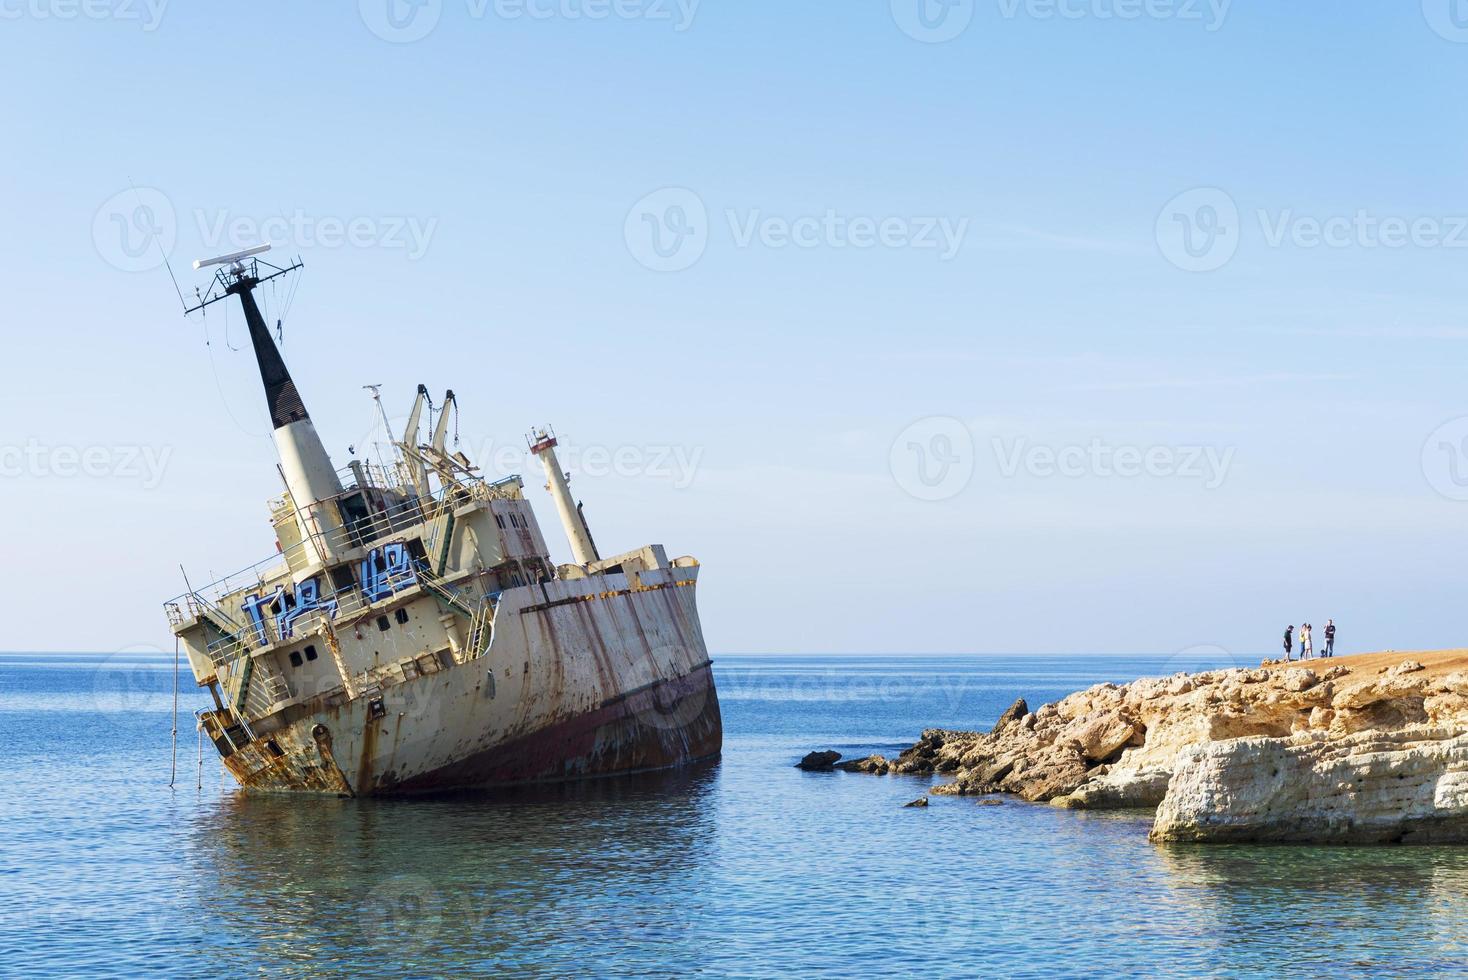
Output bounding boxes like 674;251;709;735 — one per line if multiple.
849;652;1468;843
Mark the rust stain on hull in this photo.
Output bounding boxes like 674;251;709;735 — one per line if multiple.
390;663;723;795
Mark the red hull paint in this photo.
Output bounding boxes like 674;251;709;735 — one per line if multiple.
379;663;723;795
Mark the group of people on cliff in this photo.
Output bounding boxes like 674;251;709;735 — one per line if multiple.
1283;620;1335;660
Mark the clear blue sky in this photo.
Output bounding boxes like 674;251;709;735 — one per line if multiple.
4;2;1468;657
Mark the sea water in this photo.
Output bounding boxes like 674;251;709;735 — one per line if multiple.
2;653;1465;978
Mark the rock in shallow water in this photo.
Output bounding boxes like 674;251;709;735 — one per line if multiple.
835;754;890;774
796;750;841;771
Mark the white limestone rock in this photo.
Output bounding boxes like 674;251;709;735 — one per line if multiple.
1151;727;1468;844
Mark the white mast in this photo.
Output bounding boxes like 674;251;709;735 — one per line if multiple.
528;426;598;566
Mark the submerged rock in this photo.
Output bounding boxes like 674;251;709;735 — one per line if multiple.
796;750;841;771
903;797;929;808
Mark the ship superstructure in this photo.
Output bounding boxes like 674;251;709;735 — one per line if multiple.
165;248;722;795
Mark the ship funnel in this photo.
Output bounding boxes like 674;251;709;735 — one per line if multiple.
233;275;343;514
528;426;599;566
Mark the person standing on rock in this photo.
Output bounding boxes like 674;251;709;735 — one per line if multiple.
1283;625;1294;661
1324;619;1336;658
1302;623;1313;660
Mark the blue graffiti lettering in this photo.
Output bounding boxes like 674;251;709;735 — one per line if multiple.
240;587;285;647
277;578;340;639
360;542;417;603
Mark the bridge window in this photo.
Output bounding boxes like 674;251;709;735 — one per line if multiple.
289;651;303;667
395;608;409;625
304;644;319;662
377;615;391;632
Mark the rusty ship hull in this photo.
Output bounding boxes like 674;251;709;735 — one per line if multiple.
197;564;723;797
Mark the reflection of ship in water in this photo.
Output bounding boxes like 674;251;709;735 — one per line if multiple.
187;762;721;970
165;245;721;796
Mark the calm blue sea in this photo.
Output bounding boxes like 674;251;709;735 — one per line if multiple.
3;653;1466;979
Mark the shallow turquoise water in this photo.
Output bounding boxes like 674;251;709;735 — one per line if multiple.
2;653;1466;978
